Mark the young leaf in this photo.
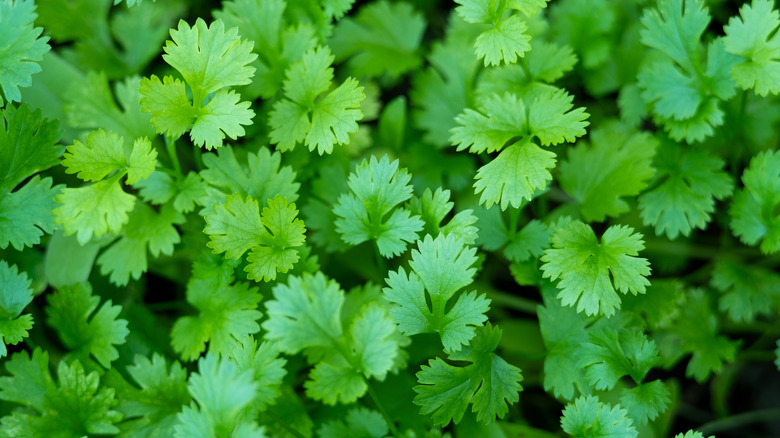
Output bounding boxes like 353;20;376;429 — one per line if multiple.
560;395;637;438
0;104;63;250
53;178;136;245
0;261;33;358
0;349;122;436
269;45;365;154
318;407;388;438
383;233;488;353
639;138;733;239
171;260;262;361
729;150;780;254
111;354;191;438
407;187;479;245
174;354;262;438
541;221;651;317
46;282;129;368
334;155;424;257
414;324;522;426
722;0;780;96
559;122;657;222
204;194;306;282
200;146;300;205
0;0;50;106
576;327;659;390
330;0;426;79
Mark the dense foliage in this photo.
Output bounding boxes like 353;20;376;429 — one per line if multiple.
1;0;779;436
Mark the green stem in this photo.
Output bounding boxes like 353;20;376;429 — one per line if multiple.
374;241;388;280
264;409;306;438
366;381;399;437
486;289;539;314
508;207;520;238
165;135;182;175
697;408;780;435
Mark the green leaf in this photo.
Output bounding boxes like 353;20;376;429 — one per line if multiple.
729;150;780;254
711;259;780;323
408;187;479;245
112;354;191;438
334;155;424;257
619;380;671;426
722;0;780;96
61;130;157;185
201;146;299;204
0;104;63;250
475;15;531;66
384;233;488;353
330;0;426;79
269;46;365;154
639;138;733;239
204;194;306;282
674;432;711;438
0;261;34;357
162;18;257;96
230;338;287;411
171;260;262;361
263;272;344;354
53;178;136;245
559;122;657;222
139;75;195;139
318;407;388;438
190;89;254;149
0;349;122;437
560;395;637;438
0;0;50;105
576;327;659;390
174;354;262;438
474;140;557;210
46;282;129;368
97;203;183;286
541;221;651;317
413;324;522;426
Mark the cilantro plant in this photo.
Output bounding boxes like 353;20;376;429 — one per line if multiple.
2;0;780;437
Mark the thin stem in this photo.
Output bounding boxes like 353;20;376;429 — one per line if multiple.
374;241;388;280
486;289;539;314
697;408;780;435
366;381;399;437
264;409;306;438
165;135;182;175
508;207;520;237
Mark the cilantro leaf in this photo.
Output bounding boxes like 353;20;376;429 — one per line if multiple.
97;203;184;286
0;261;33;357
163;18;257;99
408;187;479;245
174;354;262;438
0;0;50;106
413;324;522;426
674;432;711;438
318;407;388;438
639;138;733;239
0;349;122;437
451;91;588;209
111;354;191;438
729;150;780;254
269;46;365;154
576;327;659;390
722;0;780;96
63;72;156;141
264;273;402;404
231;338;287;411
541;221;651;316
140;18;257;149
53;178;136;245
638;0;738;143
537;288;592;400
560;395;637;438
45;282;129;368
711;259;780;323
0;104;63;250
330;0;426;79
411;13;480;147
620;380;671;426
383;233;488;353
334;155;424;257
204;194;306;282
200;146;299;205
62;130;156;185
171;260;262;361
136;170;209;213
559;122;657;222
